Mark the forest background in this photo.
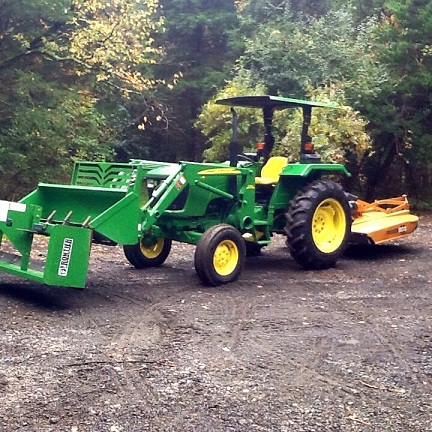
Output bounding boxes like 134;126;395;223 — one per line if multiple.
0;0;431;206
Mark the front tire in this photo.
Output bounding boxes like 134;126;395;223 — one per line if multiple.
285;179;351;269
195;224;246;286
124;236;172;268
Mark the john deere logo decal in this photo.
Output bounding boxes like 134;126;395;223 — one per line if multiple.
58;238;74;276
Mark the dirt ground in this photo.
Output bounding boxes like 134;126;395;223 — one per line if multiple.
0;213;431;432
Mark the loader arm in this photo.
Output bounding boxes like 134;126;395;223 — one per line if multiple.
138;164;187;234
138;162;253;244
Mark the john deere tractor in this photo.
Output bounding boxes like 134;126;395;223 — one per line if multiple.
0;95;418;288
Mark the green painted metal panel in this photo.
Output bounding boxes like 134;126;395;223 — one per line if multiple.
0;200;43;272
0;206;91;287
0;256;45;284
90;192;140;245
71;162;138;189
280;163;351;177
20;184;128;224
44;225;92;288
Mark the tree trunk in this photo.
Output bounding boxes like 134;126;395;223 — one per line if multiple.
364;133;397;200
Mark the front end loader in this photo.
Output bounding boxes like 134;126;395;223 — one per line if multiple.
0;95;418;288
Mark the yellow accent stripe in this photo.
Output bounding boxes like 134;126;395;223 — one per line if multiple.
198;168;241;176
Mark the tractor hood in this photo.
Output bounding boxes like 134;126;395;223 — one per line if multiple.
216;95;338;110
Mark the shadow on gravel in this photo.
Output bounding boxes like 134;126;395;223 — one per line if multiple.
244;253;299;272
0;283;86;311
344;243;415;260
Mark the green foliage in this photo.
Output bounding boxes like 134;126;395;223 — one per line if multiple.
1;0;166;92
196;70;266;161
236;0;342;23
199;6;376;182
242;8;389;98
0;0;431;204
145;0;242;162
274;85;371;167
204;1;432;199
0;72;112;199
0;0;171;198
352;0;432;197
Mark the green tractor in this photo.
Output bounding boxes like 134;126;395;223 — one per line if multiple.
0;95;417;288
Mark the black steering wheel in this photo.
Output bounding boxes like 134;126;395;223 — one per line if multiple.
237;153;256;163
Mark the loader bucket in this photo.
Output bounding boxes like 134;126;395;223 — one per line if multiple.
0;200;92;287
0;162;144;287
351;196;419;244
21;183;140;245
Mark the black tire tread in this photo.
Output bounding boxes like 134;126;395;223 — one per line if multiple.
195;224;246;286
285;179;351;269
123;238;172;269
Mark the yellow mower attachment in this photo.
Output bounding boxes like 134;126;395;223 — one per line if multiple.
350;196;419;244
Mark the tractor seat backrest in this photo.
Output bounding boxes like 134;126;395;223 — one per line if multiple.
255;156;288;185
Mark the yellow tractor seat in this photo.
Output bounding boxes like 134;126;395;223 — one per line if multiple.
255;156;288;185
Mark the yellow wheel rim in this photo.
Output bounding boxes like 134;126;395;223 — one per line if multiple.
213;240;239;276
312;198;346;253
140;238;164;259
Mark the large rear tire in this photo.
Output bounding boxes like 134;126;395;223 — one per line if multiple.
285;179;351;269
124;236;172;268
195;224;246;286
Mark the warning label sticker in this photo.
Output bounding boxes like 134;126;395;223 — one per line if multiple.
58;238;74;277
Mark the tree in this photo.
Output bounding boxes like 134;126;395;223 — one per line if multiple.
0;0;170;199
0;0;165;93
357;0;432;198
240;7;388;98
236;0;339;22
0;72;111;199
198;7;382;186
196;70;266;161
143;0;242;162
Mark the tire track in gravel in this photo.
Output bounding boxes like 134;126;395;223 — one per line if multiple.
204;277;409;408
183;277;359;397
81;239;429;419
321;280;429;384
84;280;204;404
215;288;258;353
303;279;429;414
228;298;364;397
40;256;199;408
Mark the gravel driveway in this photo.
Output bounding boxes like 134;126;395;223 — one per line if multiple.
0;213;431;431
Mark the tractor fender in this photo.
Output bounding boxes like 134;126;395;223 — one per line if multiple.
280;163;351;178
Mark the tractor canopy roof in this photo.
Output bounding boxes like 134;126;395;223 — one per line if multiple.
216;95;338;110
